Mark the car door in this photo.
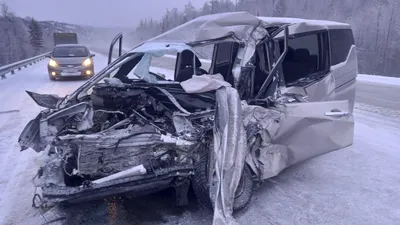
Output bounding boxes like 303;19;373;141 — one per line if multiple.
273;99;354;166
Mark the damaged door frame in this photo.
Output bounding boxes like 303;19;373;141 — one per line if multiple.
254;25;289;100
108;33;123;65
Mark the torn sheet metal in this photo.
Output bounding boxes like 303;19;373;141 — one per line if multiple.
241;102;289;179
147;12;271;44
212;86;247;225
33;148;65;188
180;74;247;225
143;12;270;85
181;74;355;225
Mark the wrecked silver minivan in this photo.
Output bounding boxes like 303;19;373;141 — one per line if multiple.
19;12;357;224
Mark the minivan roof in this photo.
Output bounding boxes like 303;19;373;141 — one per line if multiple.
145;12;352;45
259;16;351;38
258;16;350;29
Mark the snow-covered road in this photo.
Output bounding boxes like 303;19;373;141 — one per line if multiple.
0;55;399;225
0;53;108;225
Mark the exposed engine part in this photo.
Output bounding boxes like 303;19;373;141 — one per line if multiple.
36;82;215;187
92;164;147;184
172;109;214;141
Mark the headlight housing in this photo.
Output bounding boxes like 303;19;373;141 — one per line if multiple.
48;59;57;67
82;58;92;67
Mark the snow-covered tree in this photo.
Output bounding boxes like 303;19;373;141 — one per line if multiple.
1;1;14;22
273;0;287;17
131;0;400;76
28;18;43;54
183;1;197;23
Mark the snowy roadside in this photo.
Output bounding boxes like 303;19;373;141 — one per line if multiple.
355;102;400;121
0;51;109;225
357;74;400;86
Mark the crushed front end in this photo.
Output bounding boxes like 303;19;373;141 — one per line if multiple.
19;81;216;206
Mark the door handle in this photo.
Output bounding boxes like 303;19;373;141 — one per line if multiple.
325;111;349;117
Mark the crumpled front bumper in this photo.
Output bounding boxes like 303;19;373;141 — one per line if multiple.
40;166;193;206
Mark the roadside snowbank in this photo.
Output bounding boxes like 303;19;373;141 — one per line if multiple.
0;51;109;225
357;74;400;87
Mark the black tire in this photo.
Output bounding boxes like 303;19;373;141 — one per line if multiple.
192;153;254;212
49;75;56;81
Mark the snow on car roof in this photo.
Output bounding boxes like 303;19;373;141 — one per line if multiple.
145;12;352;45
146;11;269;44
259;16;351;37
258;16;350;28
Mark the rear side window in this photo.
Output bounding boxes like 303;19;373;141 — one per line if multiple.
329;29;355;65
211;42;239;84
53;46;88;57
278;31;330;85
215;42;234;64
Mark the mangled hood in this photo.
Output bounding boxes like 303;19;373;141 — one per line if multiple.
18;91;66;151
18;92;93;152
25;91;64;109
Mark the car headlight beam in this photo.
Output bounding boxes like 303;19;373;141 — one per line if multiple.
48;59;57;67
83;58;92;67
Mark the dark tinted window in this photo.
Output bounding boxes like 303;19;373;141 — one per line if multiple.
278;32;329;84
215;42;233;64
53;46;88;57
330;29;355;65
53;33;78;45
211;42;239;85
253;44;270;95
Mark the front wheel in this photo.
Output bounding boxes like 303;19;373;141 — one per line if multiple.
192;154;254;212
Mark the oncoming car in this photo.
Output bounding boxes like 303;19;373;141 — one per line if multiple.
46;44;95;80
19;12;357;224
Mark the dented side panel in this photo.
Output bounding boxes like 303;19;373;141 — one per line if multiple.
274;100;354;167
243;100;354;180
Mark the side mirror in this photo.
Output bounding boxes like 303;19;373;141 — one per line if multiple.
90;54;96;57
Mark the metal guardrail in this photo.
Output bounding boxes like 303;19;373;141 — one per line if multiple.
0;52;51;79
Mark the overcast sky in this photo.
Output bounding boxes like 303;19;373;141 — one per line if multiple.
3;0;208;28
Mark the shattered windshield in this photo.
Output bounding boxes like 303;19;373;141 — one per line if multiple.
130;42;210;82
131;47;212;82
131;52;175;82
76;43;212;100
